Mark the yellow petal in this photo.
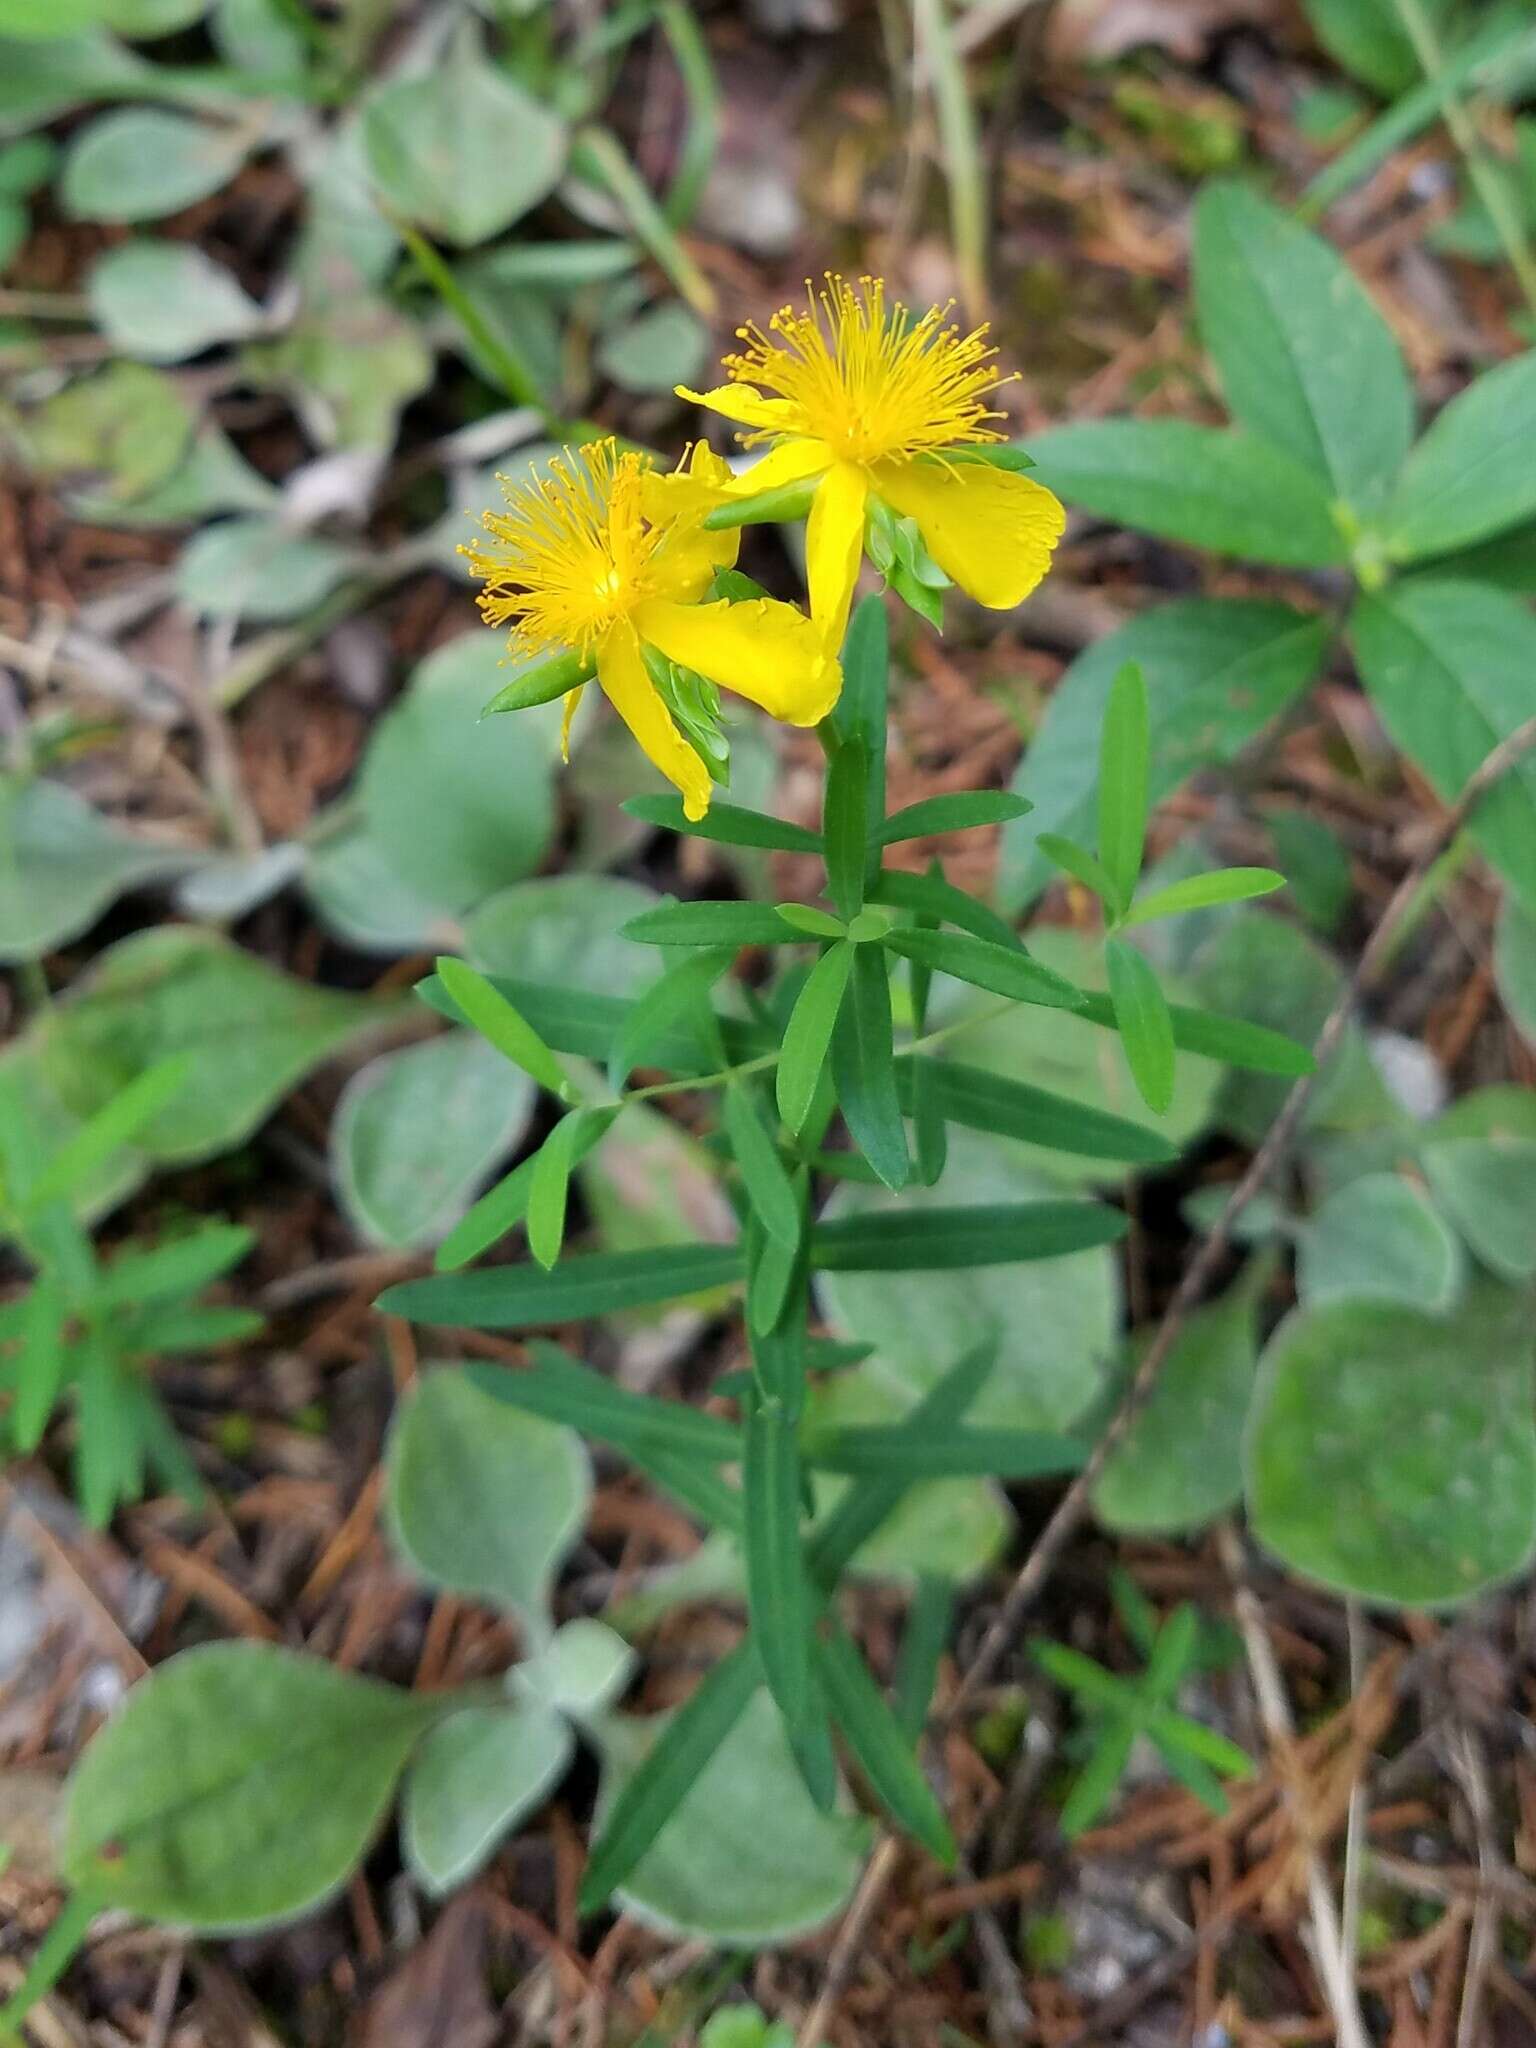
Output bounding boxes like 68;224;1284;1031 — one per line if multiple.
559;683;585;763
805;462;869;651
871;459;1066;609
634;596;842;727
596;623;712;820
724;437;832;496
676;382;802;434
638;443;741;602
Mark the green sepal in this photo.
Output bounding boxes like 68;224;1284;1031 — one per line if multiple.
482;649;595;716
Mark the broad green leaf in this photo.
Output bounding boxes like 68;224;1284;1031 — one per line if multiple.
1303;0;1441;94
386;1365;589;1618
467;1350;740;1465
1297;1173;1464;1309
61;1643;441;1930
624;794;821;855
777;943;855;1135
724;1084;800;1249
517;1618;637;1720
1098;662;1150;913
831;944;908;1191
1092;1281;1259;1535
39;926;393;1165
623;899;799;948
1496;896;1536;1043
1002;600;1328;911
379;1242;743;1327
1350;580;1536;913
823;740;870;921
596;299;708;393
595;1683;865;1940
60;108;251;221
1384;353;1536;560
1026;421;1346;566
1423;1133;1536;1283
175;518;354;622
817;1131;1120;1434
1246;1283;1536;1607
302;811;459;957
363;20;566;248
879;791;1031;844
358;635;557;915
1193;179;1412;509
401;1703;572;1897
19;360;193;504
1124;868;1285;928
742;1393;818;1776
578;1096;737;1307
468;875;660;998
881;927;1084;1010
1264;810;1352;935
0;28;150;130
333;1030;535;1251
813;1200;1125;1270
87;239;263;362
1105;938;1176;1114
814;1625;954;1865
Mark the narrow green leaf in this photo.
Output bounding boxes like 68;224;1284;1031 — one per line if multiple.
823;741;871;921
621;900;799;948
1145;1706;1252;1781
1150;1734;1230;1814
609;949;731;1089
1035;832;1119;906
11;1275;68;1453
895;1577;955;1743
815;1624;956;1866
777;943;855;1135
1123;867;1286;928
22;1055;189;1213
434;1157;535;1272
464;1350;740;1463
638;1448;745;1535
896;1056;1176;1163
881;927;1085;1011
1032;1642;1140;1719
812;1200;1126;1271
724;1085;800;1250
743;1393;816;1770
1060;1719;1136;1836
482;649;594;716
623;795;822;855
806;1425;1088;1480
94;1223;253;1310
1099;662;1150;913
527;1109;616;1271
1074;992;1315;1077
379;1242;743;1327
831;944;908;1191
436;957;569;1098
808;1336;999;1584
879;791;1031;844
775;903;846;940
701;477;819;530
1105;938;1177;1114
579;1644;760;1914
831;595;888;821
871;867;1022;951
747;1218;800;1340
124;1304;263;1354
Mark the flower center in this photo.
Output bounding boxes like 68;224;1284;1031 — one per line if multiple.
462;443;664;659
723;274;1008;465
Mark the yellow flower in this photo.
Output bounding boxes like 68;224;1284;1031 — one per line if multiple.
462;439;840;820
680;275;1066;647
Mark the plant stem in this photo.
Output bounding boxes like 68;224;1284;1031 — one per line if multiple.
1391;0;1536;319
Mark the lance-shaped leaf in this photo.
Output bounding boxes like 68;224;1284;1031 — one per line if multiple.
882;927;1084;1010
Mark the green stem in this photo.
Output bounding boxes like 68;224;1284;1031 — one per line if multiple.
1390;0;1536;318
